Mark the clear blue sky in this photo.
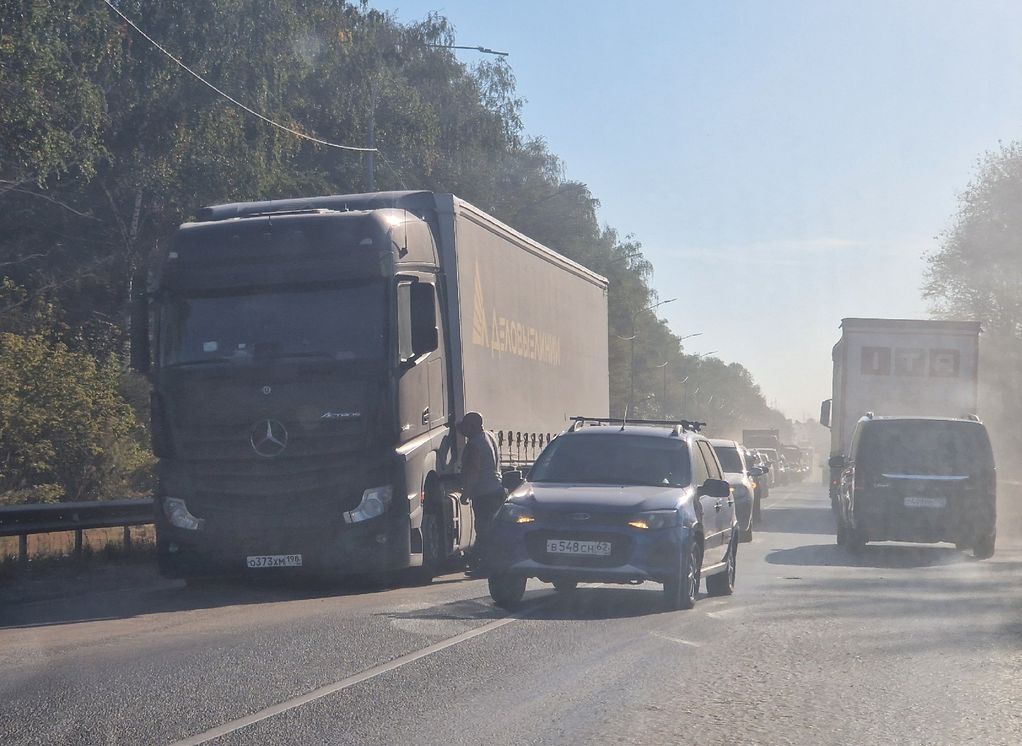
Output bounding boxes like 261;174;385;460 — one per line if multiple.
384;0;1022;419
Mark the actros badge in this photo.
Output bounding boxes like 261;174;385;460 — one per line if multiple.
250;419;288;457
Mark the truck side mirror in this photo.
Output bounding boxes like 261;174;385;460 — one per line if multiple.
410;282;439;356
820;399;832;428
828;454;846;469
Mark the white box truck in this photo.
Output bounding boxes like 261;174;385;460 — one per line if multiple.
820;318;981;505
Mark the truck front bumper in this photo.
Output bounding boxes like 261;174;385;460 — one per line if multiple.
156;510;412;579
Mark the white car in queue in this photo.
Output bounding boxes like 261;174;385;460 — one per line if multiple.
709;439;763;542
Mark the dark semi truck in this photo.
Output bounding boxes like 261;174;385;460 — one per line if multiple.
132;191;609;581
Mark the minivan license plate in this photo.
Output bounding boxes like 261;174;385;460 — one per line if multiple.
903;496;946;509
546;539;611;556
246;554;303;568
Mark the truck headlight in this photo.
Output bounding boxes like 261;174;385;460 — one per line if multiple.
163;498;204;531
628;510;677;530
345;485;393;524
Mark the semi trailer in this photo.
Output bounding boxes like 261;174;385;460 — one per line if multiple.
132;191;609;581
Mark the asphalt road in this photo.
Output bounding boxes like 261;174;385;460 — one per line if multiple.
2;483;1020;745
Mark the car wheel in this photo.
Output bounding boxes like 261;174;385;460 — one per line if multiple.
664;537;701;610
752;494;762;523
552;579;578;594
739;523;753;543
706;535;737;597
835;514;848;546
846;522;867;553
489;573;527;610
408;511;442;585
973;533;995;560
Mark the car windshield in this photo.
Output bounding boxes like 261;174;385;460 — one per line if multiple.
859;421;993;477
529;435;691;487
712;445;744;474
158;282;386;366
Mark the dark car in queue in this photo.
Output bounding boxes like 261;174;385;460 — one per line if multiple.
832;414;996;558
486;420;738;610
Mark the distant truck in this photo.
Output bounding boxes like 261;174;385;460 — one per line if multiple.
742;429;781;451
820;318;981;507
132;191;609;581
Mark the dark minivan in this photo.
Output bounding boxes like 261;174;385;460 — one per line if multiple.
831;415;996;558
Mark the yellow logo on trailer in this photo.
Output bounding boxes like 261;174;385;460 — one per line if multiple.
471;263;561;366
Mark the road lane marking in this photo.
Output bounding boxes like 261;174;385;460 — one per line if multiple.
650;631;700;647
170;601;542;745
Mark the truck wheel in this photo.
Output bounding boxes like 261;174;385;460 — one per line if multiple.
408;511;442;585
706;535;737;597
489;573;527;610
973;533;995;560
664;538;700;610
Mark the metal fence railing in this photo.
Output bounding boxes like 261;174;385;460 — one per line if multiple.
0;499;154;564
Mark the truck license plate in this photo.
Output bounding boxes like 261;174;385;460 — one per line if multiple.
546;539;611;556
903;496;946;509
246;554;303;568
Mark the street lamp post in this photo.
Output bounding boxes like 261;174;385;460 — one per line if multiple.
625;297;677;415
366;42;508;188
656;333;703;417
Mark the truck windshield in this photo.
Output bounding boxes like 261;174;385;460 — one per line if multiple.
859;421;993;477
529;435;691;487
159;282;386;367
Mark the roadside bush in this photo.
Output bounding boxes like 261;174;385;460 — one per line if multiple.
0;332;153;505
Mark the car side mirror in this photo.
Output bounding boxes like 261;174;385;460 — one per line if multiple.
502;470;524;491
699;478;731;498
748;466;765;477
828;454;846;469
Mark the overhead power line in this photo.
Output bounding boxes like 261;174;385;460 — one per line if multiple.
101;0;376;153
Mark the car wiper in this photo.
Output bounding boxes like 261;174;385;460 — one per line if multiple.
260;351;340;361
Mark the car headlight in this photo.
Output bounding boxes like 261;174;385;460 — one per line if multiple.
498;502;535;524
344;485;393;524
628;510;677;530
163;497;204;531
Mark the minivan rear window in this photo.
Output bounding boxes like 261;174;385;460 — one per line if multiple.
858;421;993;477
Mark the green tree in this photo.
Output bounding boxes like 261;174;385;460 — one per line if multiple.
925;141;1022;464
0;331;152;504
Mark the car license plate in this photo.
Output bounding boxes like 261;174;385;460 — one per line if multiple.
903;496;946;509
546;539;611;556
246;554;303;568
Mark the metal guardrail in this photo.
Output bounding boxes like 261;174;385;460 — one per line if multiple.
0;499;154;564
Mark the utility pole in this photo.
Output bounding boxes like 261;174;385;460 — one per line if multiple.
366;80;377;191
365;43;507;190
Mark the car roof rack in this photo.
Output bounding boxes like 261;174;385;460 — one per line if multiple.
568;415;707;434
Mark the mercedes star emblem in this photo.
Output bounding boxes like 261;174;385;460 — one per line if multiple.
250;419;288;457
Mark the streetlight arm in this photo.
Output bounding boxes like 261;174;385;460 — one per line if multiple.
424;43;509;56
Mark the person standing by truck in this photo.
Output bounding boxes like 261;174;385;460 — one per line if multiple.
458;412;506;573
